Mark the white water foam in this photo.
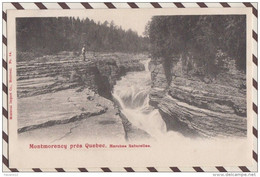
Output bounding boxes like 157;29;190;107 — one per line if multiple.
112;59;178;140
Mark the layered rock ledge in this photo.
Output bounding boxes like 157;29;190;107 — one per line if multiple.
149;57;247;138
17;52;146;141
17;52;145;99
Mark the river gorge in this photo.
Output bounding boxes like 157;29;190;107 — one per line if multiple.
17;51;246;142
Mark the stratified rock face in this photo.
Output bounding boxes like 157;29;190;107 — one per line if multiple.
149;57;247;138
149;58;168;107
16;51;146;140
17;52;145;99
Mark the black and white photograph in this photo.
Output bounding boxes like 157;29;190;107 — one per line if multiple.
5;7;254;170
16;14;247;142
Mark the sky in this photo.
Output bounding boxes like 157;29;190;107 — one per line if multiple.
76;10;153;36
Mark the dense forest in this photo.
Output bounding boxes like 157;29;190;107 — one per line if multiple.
17;15;246;76
147;15;246;76
16;17;149;56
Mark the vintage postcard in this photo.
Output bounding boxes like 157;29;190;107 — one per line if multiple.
3;2;257;172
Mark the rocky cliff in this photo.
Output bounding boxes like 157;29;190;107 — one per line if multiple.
17;52;145;99
17;51;147;141
149;56;247;138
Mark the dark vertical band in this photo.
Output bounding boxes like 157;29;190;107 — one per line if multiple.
253;31;258;41
101;167;112;172
104;2;116;9
127;2;139;8
239;166;250;172
253;79;258;90
174;2;185;8
253;103;258;114
243;2;258;18
81;2;93;9
2;107;8;118
170;167;181;172
147;167;158;172
216;166;227;172
78;168;88;172
193;167;204;172
253;55;258;66
2;131;8;143
2;83;7;94
2;35;7;46
197;2;207;8
32;168;43;172
10;168;19;172
55;168;65;172
2;155;9;167
34;3;47;9
124;167;135;172
151;2;161;8
220;2;230;7
58;2;70;9
11;2;24;9
2;11;7;21
253;151;258;162
2;59;7;70
253;127;258;138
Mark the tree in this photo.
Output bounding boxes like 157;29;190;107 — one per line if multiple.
16;17;149;58
147;15;246;75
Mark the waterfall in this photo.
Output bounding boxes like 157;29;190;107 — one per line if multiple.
112;59;247;157
112;59;167;139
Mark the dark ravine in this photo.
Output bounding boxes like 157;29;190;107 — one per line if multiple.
95;58;151;140
149;56;247;138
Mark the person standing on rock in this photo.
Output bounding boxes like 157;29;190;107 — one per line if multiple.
82;45;86;61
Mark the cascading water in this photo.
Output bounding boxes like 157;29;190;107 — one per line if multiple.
112;60;247;164
112;60;167;139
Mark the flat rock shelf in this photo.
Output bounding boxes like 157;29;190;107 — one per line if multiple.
17;51;148;142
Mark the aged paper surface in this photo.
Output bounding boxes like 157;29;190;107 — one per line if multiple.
7;8;253;169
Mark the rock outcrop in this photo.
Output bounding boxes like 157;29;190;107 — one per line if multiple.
17;52;145;99
149;56;247;138
18;88;126;142
16;51;147;141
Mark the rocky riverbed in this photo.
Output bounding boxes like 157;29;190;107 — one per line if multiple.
17;50;246;141
17;51;148;142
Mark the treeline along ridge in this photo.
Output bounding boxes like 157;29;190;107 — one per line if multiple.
16;17;149;57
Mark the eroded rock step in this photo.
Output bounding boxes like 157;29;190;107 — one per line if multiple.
17;52;148;142
149;58;247;138
18;88;125;142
